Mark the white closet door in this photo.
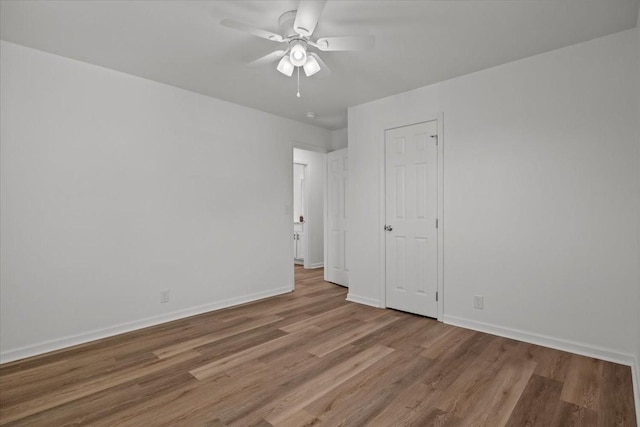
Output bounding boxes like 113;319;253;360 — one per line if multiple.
385;121;438;317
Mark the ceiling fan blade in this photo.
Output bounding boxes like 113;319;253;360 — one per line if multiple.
293;0;327;37
309;52;331;77
248;50;287;67
220;18;284;42
315;35;375;51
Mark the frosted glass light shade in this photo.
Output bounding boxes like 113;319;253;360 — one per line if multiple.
303;55;321;77
289;43;307;67
277;56;294;76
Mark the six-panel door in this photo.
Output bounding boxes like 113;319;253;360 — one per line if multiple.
385;121;438;317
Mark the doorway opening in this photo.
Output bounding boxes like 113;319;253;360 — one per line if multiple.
293;162;306;265
292;148;326;277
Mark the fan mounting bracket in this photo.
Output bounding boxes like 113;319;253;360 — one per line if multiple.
279;10;306;39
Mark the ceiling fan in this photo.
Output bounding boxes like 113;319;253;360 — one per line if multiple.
220;0;374;96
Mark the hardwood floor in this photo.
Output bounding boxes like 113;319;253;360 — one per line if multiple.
0;266;636;426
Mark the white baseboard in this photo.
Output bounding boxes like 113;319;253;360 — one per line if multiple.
632;356;640;426
0;286;292;365
444;315;640;419
306;262;324;269
443;314;635;365
346;293;381;308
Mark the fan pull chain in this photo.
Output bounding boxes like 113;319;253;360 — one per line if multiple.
296;66;301;98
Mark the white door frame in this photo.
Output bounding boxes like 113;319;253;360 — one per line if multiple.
378;114;445;321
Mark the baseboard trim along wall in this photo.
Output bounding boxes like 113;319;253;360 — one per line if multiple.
306;262;324;269
0;286;292;365
346;293;381;308
443;314;640;416
632;356;640;425
443;314;635;365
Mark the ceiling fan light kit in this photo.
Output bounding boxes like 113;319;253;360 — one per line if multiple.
220;0;375;97
289;40;307;66
277;55;295;77
302;55;320;77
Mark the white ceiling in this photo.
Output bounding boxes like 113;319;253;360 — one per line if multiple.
1;0;638;130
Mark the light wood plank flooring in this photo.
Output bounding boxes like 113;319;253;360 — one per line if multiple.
0;266;636;426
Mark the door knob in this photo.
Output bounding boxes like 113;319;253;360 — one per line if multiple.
384;225;393;231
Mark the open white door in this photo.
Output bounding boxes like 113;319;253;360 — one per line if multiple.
385;121;438;317
325;148;349;286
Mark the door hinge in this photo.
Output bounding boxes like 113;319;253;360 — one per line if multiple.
436;218;438;228
431;134;438;146
436;291;439;302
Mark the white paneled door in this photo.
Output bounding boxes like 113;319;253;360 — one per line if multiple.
385;121;438;317
325;148;349;287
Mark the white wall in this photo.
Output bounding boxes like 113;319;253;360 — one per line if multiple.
0;41;332;362
330;128;348;151
348;29;640;362
293;148;326;269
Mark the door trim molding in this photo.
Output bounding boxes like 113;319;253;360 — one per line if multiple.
379;113;445;321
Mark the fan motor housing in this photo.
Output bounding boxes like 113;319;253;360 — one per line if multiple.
279;10;302;39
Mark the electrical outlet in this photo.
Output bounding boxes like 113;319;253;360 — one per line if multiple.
473;295;484;310
160;290;170;304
